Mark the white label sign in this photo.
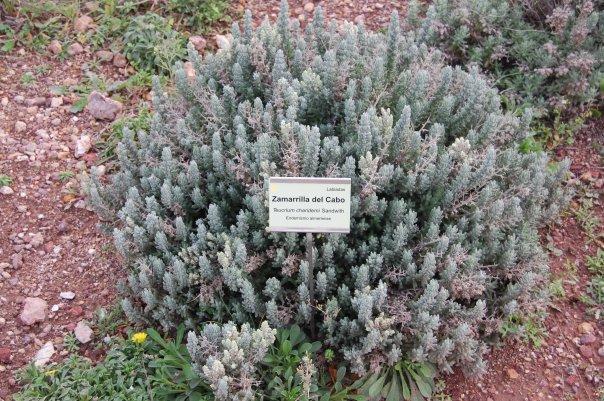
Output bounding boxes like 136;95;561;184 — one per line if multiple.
268;177;351;233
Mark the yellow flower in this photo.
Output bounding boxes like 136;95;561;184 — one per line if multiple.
44;369;57;377
131;332;148;344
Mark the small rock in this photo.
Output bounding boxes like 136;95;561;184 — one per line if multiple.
0;186;14;195
579;345;593;358
26;97;47;106
74;15;94;32
598;346;604;357
51;304;60;312
215;34;231;50
96;50;113;62
113;53;127;68
86;91;123;121
60;291;76;300
580;333;596;345
34;342;54;367
506;368;519;380
50;97;63;108
184;62;196;80
189;35;207;53
29;232;44;248
20;297;48;325
14;121;27;133
48;40;62;55
67;42;84;56
304;2;315;12
69;306;84;317
0;347;10;364
11;253;23;269
74;134;92;158
74;321;93;343
578;322;594;334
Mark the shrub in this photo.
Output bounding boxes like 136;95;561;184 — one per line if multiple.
168;0;230;30
405;0;603;115
89;2;570;377
123;13;187;74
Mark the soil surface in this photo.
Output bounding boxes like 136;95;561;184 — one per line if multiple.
0;1;602;400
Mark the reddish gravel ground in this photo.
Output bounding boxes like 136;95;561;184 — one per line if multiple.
0;1;602;400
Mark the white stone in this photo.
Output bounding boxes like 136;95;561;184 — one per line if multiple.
74;321;93;344
34;342;54;367
19;297;48;325
0;186;14;195
60;291;75;300
74;134;92;158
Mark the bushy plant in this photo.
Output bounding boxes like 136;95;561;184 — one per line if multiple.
89;2;570;377
123;13;187;74
14;335;155;401
168;0;229;30
405;0;603;114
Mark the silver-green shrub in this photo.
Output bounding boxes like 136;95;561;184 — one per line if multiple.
89;2;570;376
405;0;603;113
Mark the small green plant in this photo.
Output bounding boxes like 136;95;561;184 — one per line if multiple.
14;333;155;401
62;333;80;353
94;304;126;338
586;249;604;305
167;0;229;30
549;278;566;299
500;314;547;348
358;360;437;401
122;13;186;74
97;104;151;163
0;174;12;186
148;325;213;401
58;171;75;182
574;198;602;243
20;71;37;86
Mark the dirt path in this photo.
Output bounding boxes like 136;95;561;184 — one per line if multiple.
0;2;602;400
0;52;127;397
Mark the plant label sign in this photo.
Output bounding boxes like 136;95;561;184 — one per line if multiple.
268;177;351;233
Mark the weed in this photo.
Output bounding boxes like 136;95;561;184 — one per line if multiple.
500;314;547;348
20;71;36;86
62;333;80;353
97;104;151;163
58;171;75;182
95;304;126;339
0;174;12;186
549;279;566;299
573;198;602;243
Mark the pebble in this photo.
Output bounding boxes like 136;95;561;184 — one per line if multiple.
74;134;92;158
304;2;315;12
60;291;76;300
579;333;596;345
578;322;594;334
19;297;48;325
50;97;63;108
598;346;604;357
67;42;84;56
506;368;520;380
74;321;93;343
48;40;62;55
14;121;27;133
86;91;123;121
0;186;14;195
215;34;231;50
189;35;207;53
74;15;93;32
113;53;127;68
33;342;54;367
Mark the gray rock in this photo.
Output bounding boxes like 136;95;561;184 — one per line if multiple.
48;40;62;55
74;15;93;32
67;42;84;56
86;91;123;121
0;186;13;195
215;34;231;50
113;53;127;68
20;297;48;325
74;321;93;343
74;134;92;158
96;50;113;62
34;342;54;367
60;291;75;300
189;35;207;53
14;121;26;133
